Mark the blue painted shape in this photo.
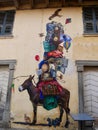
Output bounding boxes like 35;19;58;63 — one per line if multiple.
40;91;44;99
71;113;95;121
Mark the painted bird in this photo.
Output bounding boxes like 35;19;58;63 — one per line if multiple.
49;9;62;20
24;114;31;123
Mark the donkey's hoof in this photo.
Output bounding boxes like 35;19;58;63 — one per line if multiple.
54;118;60;126
47;118;52;127
30;121;36;125
65;120;70;128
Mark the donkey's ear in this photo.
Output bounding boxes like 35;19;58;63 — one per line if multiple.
29;75;35;80
29;75;32;78
32;75;35;79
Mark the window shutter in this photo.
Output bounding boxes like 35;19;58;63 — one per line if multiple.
0;12;5;34
83;8;94;33
5;24;13;34
95;8;98;32
0;25;3;34
0;13;5;25
0;10;15;35
4;11;15;35
95;8;98;20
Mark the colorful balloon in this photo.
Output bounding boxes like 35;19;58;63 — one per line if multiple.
63;34;72;42
63;41;71;52
63;34;71;51
35;55;40;61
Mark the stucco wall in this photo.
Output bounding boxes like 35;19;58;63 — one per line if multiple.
0;7;97;129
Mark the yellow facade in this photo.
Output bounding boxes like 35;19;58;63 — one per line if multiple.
0;7;98;129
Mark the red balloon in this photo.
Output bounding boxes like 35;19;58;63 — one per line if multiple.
35;55;40;61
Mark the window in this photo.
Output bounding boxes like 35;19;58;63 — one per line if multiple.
83;7;98;34
0;10;15;36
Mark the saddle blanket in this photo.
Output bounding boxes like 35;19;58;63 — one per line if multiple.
37;80;62;96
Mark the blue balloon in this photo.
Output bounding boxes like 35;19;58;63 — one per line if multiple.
63;41;71;51
63;34;72;42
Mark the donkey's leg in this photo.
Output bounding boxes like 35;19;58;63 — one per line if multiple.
61;100;70;128
66;93;70;114
59;105;64;123
32;103;37;125
64;109;70;128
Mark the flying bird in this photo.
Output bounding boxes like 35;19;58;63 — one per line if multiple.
49;9;62;20
39;33;44;37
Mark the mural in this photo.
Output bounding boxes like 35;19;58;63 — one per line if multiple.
18;20;72;128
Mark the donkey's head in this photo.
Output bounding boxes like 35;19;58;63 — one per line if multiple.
18;75;35;92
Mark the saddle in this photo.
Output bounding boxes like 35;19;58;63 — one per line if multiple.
42;83;60;96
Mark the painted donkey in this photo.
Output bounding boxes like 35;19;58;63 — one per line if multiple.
18;75;70;127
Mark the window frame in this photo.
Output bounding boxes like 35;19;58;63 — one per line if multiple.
0;60;16;128
83;7;98;35
0;10;15;36
76;60;98;130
